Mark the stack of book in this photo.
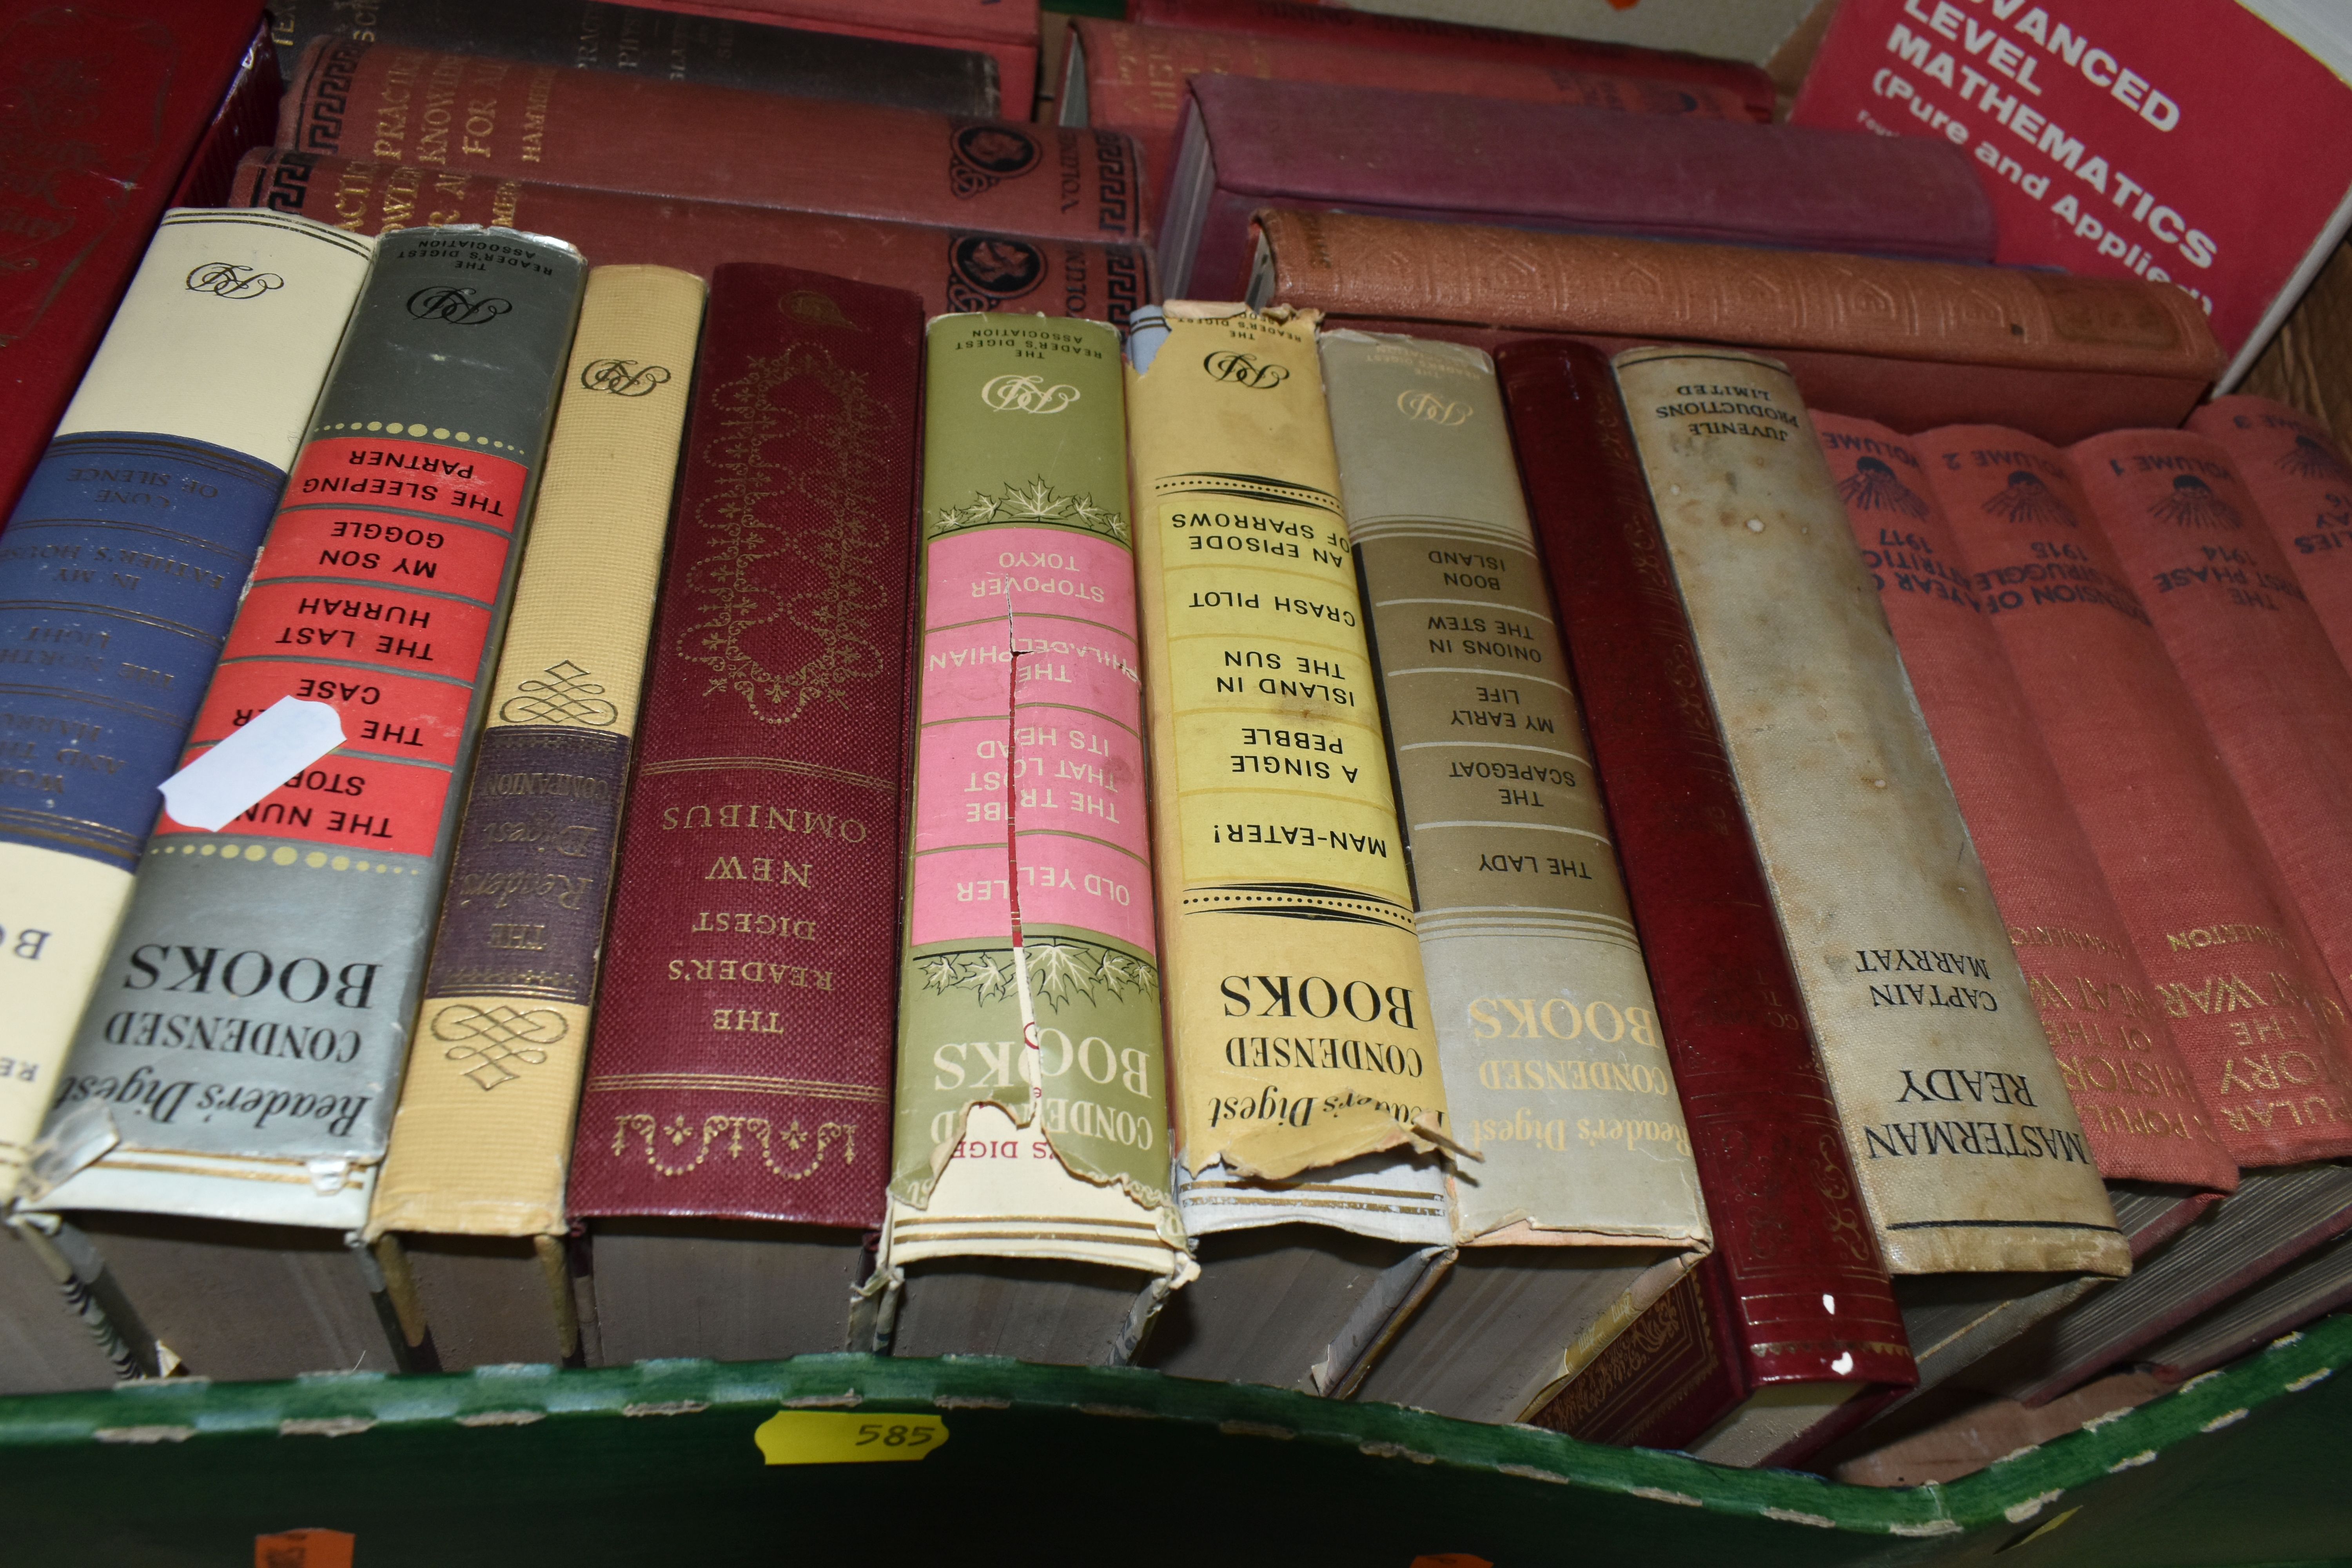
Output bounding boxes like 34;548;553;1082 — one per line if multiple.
4;0;2352;1489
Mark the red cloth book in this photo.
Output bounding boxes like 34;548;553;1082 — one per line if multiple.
566;263;924;1229
230;150;1151;325
0;0;274;519
2190;398;2352;702
630;0;1040;109
2074;428;2352;1013
1498;340;1913;1466
1790;0;2352;381
1131;0;1775;122
1814;413;2237;1195
277;40;1140;246
1058;17;1748;230
1160;74;1996;298
1920;426;2352;1169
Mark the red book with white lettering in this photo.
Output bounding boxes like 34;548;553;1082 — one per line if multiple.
2190;397;2352;679
1815;412;2236;1200
1791;0;2352;385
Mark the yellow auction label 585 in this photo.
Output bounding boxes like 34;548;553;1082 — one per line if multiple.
753;1411;950;1465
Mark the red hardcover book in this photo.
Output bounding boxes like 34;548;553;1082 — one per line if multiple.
1813;413;2237;1197
1159;74;1995;298
1058;17;1748;230
0;0;272;519
277;40;1140;246
1497;340;1914;1467
566;264;922;1360
632;0;1039;111
1789;0;2352;382
1919;427;2352;1169
2191;398;2352;715
231;150;1151;325
1131;0;1775;122
2073;430;2352;1010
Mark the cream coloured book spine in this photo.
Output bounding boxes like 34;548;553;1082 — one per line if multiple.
1612;345;2125;1277
1323;329;1708;1253
0;210;373;1196
1125;304;1450;1199
367;266;706;1245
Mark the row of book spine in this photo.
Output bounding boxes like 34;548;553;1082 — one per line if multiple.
13;201;2352;1467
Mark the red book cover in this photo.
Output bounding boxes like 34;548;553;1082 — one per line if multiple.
568;0;1038;117
1920;426;2352;1167
566;264;923;1225
1132;0;1775;122
1814;412;2236;1195
277;40;1139;246
2074;428;2352;1011
1167;73;1996;298
1789;0;2352;379
231;150;1151;326
0;0;272;518
1498;339;1913;1461
1062;17;1748;229
2191;397;2352;691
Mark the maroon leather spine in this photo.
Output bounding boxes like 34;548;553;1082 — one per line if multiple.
1176;74;1994;299
230;150;1152;325
1497;339;1913;1449
1131;0;1776;122
167;19;283;208
278;38;1140;245
0;0;270;519
566;264;923;1225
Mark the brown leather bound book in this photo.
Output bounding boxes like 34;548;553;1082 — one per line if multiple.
1495;340;1914;1468
278;39;1141;246
564;264;922;1365
231;151;1151;326
1129;0;1777;123
1249;210;2226;445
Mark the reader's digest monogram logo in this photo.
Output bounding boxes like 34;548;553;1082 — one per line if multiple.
980;373;1079;414
1397;388;1471;425
185;261;282;299
407;285;512;325
580;358;671;397
1204;350;1288;390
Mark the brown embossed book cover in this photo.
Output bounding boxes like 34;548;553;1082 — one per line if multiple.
278;40;1139;247
566;263;922;1364
1249;209;2226;444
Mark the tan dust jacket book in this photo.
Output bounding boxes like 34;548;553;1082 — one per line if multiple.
1126;305;1450;1192
368;265;707;1242
1612;346;2126;1278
